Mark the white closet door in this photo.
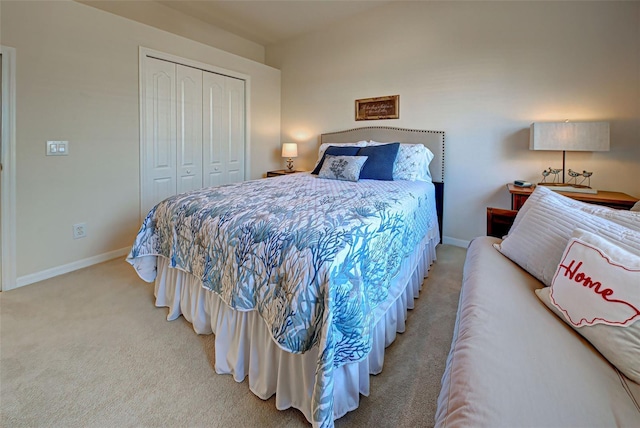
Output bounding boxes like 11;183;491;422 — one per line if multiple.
141;52;247;219
176;65;203;194
143;57;176;215
203;72;245;187
226;77;245;184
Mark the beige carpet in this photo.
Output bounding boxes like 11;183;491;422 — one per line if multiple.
0;244;466;428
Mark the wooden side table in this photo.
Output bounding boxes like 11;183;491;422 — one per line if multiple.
506;184;638;211
266;170;303;177
487;207;518;238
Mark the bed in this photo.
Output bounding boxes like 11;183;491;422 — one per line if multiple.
127;126;445;427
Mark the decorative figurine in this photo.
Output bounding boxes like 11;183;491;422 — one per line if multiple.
580;170;593;187
567;169;581;185
541;169;551;183
543;167;562;183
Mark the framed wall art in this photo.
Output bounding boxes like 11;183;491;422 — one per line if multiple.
355;95;399;121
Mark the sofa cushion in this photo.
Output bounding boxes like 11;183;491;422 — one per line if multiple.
435;236;640;427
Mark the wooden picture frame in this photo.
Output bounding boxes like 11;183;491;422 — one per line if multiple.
355;95;399;121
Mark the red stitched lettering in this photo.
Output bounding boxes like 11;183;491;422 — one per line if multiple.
558;258;640;316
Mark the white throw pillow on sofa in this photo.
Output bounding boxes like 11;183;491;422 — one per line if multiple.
536;229;640;384
495;187;640;286
510;185;640;233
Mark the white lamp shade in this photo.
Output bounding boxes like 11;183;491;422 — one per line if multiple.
281;143;298;158
530;122;610;152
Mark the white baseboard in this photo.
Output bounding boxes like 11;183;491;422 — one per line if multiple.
11;247;130;290
442;236;470;248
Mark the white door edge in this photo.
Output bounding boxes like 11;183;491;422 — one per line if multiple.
1;45;17;291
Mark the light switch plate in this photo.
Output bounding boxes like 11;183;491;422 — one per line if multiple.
47;141;69;156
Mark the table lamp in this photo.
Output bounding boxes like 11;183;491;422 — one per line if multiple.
281;143;298;173
529;121;609;190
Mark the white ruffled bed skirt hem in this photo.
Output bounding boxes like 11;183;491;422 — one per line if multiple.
152;235;438;424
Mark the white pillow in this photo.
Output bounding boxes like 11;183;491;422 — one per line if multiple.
495;188;640;286
536;229;640;383
317;155;368;182
313;141;367;171
367;141;434;181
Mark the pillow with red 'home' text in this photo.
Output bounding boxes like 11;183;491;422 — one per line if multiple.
536;228;640;383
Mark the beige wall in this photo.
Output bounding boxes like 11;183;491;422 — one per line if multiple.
1;0;281;279
76;0;266;64
267;1;640;245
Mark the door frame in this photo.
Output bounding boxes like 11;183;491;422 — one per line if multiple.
1;45;17;291
138;47;251;221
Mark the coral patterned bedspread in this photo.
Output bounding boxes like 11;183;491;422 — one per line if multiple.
127;172;437;427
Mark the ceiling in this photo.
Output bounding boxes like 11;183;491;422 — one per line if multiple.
155;0;395;46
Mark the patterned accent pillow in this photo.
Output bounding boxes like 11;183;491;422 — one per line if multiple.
311;146;362;175
318;155;368;182
536;229;640;383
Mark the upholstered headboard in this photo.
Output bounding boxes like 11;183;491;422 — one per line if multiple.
320;126;445;183
320;126;445;242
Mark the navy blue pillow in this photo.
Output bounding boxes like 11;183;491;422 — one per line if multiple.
311;146;361;174
357;143;400;181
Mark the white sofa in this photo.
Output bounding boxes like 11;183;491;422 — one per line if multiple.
435;186;640;427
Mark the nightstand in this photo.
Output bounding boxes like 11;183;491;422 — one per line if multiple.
506;184;638;211
487;207;518;238
266;170;303;177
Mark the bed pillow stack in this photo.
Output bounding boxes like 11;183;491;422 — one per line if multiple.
312;141;434;182
495;185;640;384
312;142;400;181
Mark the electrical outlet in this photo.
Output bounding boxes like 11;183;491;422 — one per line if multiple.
73;223;87;239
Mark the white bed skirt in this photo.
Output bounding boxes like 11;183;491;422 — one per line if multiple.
152;234;438;424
